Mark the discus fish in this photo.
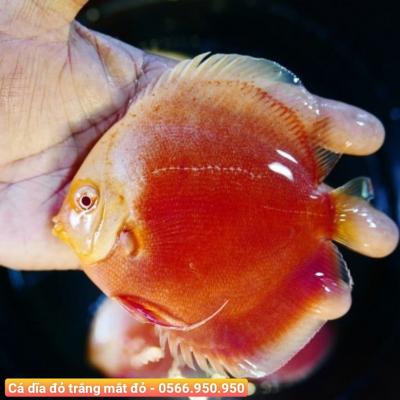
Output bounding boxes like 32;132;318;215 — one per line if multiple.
53;54;399;378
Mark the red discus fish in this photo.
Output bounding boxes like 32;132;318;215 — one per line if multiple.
53;54;398;378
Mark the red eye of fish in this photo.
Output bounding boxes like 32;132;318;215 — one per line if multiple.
75;185;98;211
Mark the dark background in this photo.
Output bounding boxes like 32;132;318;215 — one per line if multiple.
1;1;399;399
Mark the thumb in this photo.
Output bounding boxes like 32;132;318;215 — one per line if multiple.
0;0;88;38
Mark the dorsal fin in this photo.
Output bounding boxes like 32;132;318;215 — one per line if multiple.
313;146;341;182
151;53;301;92
143;53;342;183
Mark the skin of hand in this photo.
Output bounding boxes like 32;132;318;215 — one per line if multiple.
0;0;176;270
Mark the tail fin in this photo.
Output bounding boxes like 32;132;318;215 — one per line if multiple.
330;177;398;258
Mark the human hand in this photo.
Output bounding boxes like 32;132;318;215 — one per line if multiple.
0;0;175;270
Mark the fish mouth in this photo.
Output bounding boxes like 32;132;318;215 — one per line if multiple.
52;219;74;248
52;217;96;265
115;295;228;331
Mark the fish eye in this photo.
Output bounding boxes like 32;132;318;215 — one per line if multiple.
74;185;99;211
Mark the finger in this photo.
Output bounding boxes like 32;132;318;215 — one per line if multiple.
0;0;89;37
320;183;399;258
44;0;89;22
334;194;399;258
315;96;385;156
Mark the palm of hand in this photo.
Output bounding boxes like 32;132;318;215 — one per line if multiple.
0;4;173;269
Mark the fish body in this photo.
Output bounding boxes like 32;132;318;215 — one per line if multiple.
53;54;398;378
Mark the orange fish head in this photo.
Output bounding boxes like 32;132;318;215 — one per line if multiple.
52;140;129;266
